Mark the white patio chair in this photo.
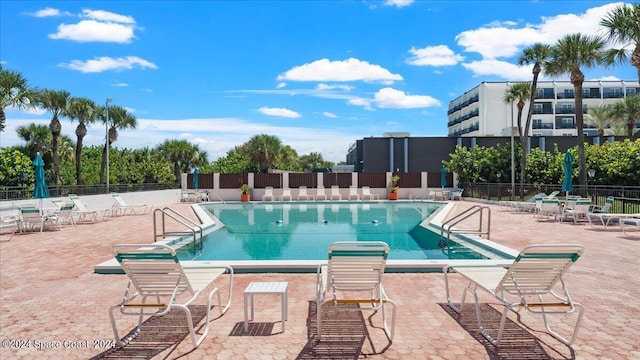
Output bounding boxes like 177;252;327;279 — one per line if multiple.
316;241;396;341
444;244;585;346
111;193;149;215
536;198;560;222
329;185;342;200
262;186;275;201
280;188;293;201
561;199;591;223
347;186;360;200
315;186;328;201
297;186;314;201
361;186;379;200
68;194;111;222
109;244;234;348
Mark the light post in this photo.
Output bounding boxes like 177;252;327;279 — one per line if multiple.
105;98;112;193
496;172;502;200
509;100;515;201
587;169;596;199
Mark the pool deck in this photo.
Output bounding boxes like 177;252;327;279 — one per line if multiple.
1;200;639;359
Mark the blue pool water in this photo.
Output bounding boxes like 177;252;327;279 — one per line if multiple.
175;202;491;261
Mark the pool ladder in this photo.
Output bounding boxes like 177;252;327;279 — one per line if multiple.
440;205;491;250
153;207;204;251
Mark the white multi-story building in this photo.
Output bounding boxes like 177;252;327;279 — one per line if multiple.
447;80;640;137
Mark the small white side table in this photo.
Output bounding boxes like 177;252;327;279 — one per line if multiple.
243;282;288;333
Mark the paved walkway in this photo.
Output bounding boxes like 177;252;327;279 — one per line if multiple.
0;200;638;359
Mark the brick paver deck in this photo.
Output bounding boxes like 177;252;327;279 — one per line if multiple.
1;200;638;359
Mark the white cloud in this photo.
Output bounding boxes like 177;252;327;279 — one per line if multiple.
276;82;286;89
347;98;373;110
316;83;354;91
373;88;441;109
82;9;135;24
384;0;414;8
60;56;158;73
406;45;464;66
112;82;128;87
461;59;531;80
49;19;136;43
277;58;403;84
258;107;302;118
322;112;337;118
28;7;71;17
453;3;625;79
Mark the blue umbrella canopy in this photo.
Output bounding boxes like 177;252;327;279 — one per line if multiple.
32;152;50;201
440;165;447;188
193;167;199;190
561;151;574;194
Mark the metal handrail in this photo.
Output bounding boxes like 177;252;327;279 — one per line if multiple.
440;205;491;244
153;207;203;250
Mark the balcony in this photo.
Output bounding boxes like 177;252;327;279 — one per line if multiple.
532;122;554;130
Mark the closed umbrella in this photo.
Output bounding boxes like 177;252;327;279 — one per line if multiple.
32;152;50;210
561;151;574;196
193;167;199;190
440;165;447;188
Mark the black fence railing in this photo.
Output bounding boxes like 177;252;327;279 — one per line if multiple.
0;183;177;201
462;183;640;214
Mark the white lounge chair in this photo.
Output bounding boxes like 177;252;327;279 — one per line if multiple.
109;244;234;348
449;189;464;200
18;206;57;232
329;185;342;200
561;199;591;223
621;217;640;237
280;188;293;201
68;194;110;222
586;196;615;227
444;244;585;346
361;186;379;200
297;186;314;201
536;198;560;222
111;193;149;216
316;241;396;341
262;186;275;201
347;186;360;200
315;186;328;201
52;203;76;229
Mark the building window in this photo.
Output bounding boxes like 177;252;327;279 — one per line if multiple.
533;103;543;114
561;118;574;128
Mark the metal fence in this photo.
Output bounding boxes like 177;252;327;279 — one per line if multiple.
462;183;640;214
0;183;177;201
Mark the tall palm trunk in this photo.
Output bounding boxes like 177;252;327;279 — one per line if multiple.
0;108;5;132
521;64;541;199
50;115;61;186
515;100;526;200
571;71;587;188
627;117;635;137
75;124;87;185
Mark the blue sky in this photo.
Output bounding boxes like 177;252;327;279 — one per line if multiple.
1;0;636;163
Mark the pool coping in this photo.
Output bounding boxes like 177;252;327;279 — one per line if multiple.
94;200;517;274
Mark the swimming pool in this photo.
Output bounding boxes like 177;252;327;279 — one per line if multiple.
174;202;497;262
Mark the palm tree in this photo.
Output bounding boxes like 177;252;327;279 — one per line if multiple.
609;94;640;137
156;139;205;183
0;65;38;132
38;89;71;186
503;82;531;199
586;105;615;137
545;33;605;188
241;134;284;172
67;97;98;185
16;123;51;159
600;2;640;82
97;104;137;184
